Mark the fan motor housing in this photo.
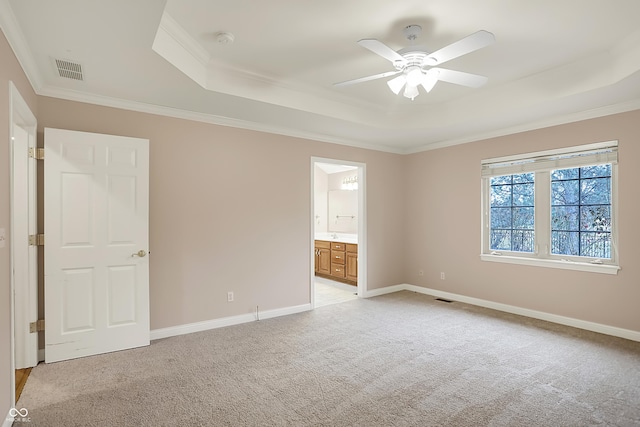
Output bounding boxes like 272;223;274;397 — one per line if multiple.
394;51;431;71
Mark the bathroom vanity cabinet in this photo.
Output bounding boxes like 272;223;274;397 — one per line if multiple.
315;240;357;285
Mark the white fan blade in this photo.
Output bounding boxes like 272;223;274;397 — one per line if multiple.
423;30;495;66
431;68;488;88
334;70;400;87
358;39;407;64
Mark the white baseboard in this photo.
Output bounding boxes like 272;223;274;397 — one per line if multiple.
150;303;311;341
362;284;405;298
398;284;640;342
149;285;640;344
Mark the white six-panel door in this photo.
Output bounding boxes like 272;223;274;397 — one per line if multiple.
44;128;150;363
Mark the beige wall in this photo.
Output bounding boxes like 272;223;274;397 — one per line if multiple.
404;110;640;332
37;97;407;330
0;29;38;418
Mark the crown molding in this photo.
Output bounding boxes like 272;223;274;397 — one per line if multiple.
38;85;406;154
37;84;640;156
404;98;640;154
157;10;210;66
0;0;43;91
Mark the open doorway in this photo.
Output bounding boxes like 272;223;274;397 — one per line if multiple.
311;158;366;308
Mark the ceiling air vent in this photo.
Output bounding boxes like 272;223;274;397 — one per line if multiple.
54;58;84;81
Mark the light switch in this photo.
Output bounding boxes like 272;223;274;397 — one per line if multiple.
0;228;5;248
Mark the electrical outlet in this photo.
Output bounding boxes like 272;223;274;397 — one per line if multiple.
418;270;424;276
227;291;234;302
440;272;445;280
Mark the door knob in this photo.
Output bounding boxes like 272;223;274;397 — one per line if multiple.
132;250;147;258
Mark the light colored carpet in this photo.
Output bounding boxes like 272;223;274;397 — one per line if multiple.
16;291;640;426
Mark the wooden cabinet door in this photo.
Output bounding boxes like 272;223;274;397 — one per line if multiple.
317;248;331;275
346;252;358;282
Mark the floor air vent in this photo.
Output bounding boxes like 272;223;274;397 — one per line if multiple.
435;298;453;303
54;59;84;81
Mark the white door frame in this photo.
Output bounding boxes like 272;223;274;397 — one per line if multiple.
310;157;367;308
9;81;38;405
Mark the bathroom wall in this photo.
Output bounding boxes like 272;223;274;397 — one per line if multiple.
313;165;328;233
327;170;359;234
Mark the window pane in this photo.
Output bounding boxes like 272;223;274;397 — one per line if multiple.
581;178;611;204
581;164;611;178
513;173;534;184
551;164;612;259
551;206;579;231
513;183;534;206
513;207;534;229
551;168;579;181
491;230;511;250
489;173;534;253
490;175;511;185
490;185;512;207
581;206;611;232
551;180;579;205
491;207;511;229
512;230;534;252
552;231;579;256
580;232;611;258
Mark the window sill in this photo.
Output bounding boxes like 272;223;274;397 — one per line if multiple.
480;254;620;275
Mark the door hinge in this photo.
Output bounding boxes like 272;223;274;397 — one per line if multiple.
29;319;45;333
29;234;45;246
28;147;44;160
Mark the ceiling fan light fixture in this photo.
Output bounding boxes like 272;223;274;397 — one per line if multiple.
405;67;424;86
421;69;440;93
403;84;419;100
387;74;406;95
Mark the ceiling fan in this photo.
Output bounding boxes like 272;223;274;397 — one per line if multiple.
334;25;495;100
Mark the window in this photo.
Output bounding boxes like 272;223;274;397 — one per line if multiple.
481;142;619;274
551;165;612;258
490;173;535;252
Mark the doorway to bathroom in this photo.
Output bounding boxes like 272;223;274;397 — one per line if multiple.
311;157;366;308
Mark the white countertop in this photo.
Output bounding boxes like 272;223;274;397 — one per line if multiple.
314;233;358;244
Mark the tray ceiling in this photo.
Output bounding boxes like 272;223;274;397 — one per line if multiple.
2;0;640;153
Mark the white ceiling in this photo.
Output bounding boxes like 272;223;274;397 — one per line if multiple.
316;163;358;175
2;0;640;154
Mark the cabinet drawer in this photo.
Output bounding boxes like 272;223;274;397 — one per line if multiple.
331;250;346;265
330;263;346;278
331;242;346;251
315;240;331;249
346;243;357;253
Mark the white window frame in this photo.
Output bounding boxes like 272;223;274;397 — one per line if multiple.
480;141;620;275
